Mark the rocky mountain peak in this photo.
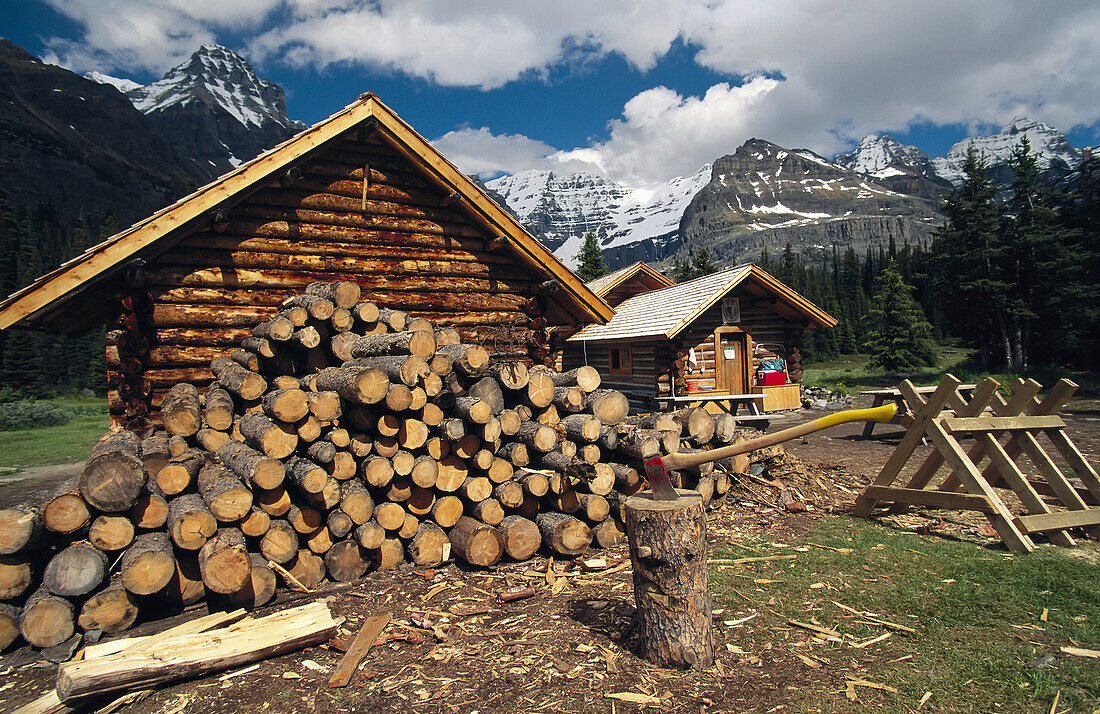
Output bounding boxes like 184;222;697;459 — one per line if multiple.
834;135;948;199
932;116;1081;186
126;44;298;134
677;137;943;267
487;166;711;270
85;44;306;177
715;139;846;180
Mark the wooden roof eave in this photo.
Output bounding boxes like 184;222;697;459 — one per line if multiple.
0;97;379;333
746;265;838;328
364;97;613;326
591;261;673;299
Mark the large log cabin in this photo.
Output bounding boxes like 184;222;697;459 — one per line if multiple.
0;94;612;431
562;263;836;411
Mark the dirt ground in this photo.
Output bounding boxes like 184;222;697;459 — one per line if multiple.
2;398;1098;713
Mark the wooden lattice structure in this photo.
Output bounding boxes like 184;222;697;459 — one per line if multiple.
853;375;1100;553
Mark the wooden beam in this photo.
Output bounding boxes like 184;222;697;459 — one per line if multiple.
852;377;961;518
942;415;1065;433
1016;509;1100;534
862;485;996;513
926;420;1034;553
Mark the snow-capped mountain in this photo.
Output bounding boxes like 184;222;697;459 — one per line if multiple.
676;138;943;265
834;135;952;200
931;117;1081;186
88;44;304;177
486;165;711;269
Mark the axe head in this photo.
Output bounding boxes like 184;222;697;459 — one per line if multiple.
642;455;680;501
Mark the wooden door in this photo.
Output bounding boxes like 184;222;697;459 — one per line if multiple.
714;328;748;394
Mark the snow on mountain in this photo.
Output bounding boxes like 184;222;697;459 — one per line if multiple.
932;117;1081;185
93;44;305;179
84;71;142;94
835;135;933;179
125;44;300;133
487;165;711;268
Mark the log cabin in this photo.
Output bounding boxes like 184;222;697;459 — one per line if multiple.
562;263;836;411
585;261;674;307
0;94;612;431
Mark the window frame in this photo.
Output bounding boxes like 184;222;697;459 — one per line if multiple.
608;344;633;376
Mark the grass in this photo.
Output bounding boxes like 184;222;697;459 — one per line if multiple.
708;516;1100;713
0;393;108;472
803;345;1100;399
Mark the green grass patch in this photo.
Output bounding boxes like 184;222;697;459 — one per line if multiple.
803;345;1099;400
709;516;1100;713
0;394;108;471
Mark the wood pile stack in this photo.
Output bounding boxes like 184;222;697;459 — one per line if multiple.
0;282;743;652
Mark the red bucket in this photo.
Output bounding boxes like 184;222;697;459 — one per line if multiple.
685;379;700;393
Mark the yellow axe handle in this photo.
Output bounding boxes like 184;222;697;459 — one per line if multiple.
659;403;898;472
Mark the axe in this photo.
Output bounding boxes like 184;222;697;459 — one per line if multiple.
643;403;899;500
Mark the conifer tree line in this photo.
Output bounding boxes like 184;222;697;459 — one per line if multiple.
756;138;1100;371
0;190;109;398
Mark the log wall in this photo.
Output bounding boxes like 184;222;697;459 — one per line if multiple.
562;287;809;405
106;132;558;429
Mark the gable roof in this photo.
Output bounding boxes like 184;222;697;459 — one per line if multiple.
585;261;674;298
568;263;837;343
0;93;612;333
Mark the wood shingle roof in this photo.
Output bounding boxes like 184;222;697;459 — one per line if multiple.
568;263;836;343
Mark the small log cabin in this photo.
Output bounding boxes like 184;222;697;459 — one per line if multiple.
0;94;612;431
585;261;675;307
562;263;836;411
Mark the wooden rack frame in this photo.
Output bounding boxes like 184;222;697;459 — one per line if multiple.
853;375;1100;553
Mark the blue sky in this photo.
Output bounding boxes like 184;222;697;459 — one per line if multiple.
5;1;1100;188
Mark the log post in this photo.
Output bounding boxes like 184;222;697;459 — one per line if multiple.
623;491;713;669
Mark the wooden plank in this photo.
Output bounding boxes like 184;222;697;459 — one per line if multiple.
926;420;1034;553
328;613;390;688
977;433;1074;547
942;415;1065;433
941;379;1044;492
862;485;995;513
56;602;338;702
1017;432;1091;511
896;378;1002;495
0;100;377;331
978;379;1076;486
1046;429;1100;505
852;377;961;518
1015;509;1100;534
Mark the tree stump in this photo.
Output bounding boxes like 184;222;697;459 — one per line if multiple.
623;491;713;669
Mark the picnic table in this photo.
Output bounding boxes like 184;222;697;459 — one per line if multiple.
658;393;771;431
858;384;977;439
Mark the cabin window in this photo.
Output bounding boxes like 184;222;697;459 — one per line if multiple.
609;345;632;375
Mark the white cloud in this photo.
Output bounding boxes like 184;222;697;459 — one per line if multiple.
40;0;281;75
248;0;685;89
38;1;1100;186
432;127;604;180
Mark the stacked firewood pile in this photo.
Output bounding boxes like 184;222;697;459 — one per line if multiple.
0;282;743;652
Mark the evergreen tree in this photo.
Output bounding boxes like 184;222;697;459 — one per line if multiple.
1001;137;1083;368
931;145;1008;367
673;247;720;282
574;231;607;282
864;259;938;373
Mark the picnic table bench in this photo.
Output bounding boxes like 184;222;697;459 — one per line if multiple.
657;393;772;431
859;384;977;439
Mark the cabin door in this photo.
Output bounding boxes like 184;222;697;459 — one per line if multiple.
714;328;749;394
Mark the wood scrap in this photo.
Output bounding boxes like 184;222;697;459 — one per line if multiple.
55;601;339;702
329;614;390;688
